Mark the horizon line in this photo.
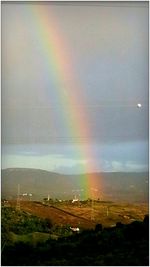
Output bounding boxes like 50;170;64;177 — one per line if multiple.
2;167;149;175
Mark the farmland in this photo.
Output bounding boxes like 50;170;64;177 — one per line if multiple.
1;201;149;266
7;199;148;229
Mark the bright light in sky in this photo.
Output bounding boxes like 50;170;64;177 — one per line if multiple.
137;103;142;108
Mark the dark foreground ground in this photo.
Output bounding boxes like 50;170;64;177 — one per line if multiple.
1;205;149;266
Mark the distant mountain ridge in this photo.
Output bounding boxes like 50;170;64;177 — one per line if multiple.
1;168;149;202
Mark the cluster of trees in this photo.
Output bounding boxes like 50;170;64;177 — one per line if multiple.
1;207;52;236
1;207;149;266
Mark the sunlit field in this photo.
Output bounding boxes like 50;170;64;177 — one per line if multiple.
3;199;148;229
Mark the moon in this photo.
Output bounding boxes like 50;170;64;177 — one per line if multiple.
137;103;142;108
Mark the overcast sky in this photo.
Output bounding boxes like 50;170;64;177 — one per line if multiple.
2;2;148;173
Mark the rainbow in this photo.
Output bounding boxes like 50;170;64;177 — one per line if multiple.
29;4;102;199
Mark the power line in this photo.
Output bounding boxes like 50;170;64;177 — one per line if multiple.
2;104;148;110
3;1;148;8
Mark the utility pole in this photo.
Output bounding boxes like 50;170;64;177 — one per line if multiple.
72;189;83;204
91;188;98;221
91;197;94;220
16;184;20;211
29;193;32;201
106;206;109;217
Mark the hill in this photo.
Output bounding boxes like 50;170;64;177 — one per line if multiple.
1;168;149;202
2;206;149;266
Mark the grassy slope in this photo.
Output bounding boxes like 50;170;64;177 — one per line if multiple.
9;232;56;244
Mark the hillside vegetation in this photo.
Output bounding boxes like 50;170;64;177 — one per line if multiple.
1;206;149;266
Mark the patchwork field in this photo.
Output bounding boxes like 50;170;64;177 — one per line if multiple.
8;200;148;229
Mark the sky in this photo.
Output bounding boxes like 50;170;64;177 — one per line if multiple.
2;1;149;174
